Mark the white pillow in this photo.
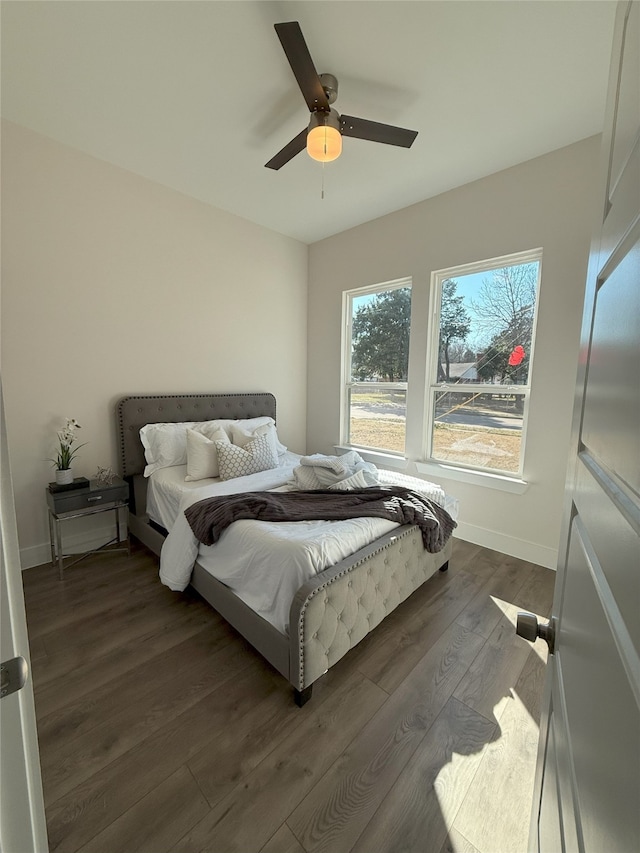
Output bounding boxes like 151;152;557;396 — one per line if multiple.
230;422;279;468
185;427;229;481
215;433;278;481
216;417;287;455
140;419;228;477
140;422;197;477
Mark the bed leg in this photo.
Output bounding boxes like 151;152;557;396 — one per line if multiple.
439;560;450;572
294;685;313;707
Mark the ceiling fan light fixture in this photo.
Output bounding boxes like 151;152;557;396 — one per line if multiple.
307;109;342;162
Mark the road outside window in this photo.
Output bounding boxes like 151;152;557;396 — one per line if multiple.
341;251;541;479
427;253;541;475
344;281;410;454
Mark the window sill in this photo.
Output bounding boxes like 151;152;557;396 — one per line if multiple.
335;447;529;493
415;460;529;493
334;446;409;471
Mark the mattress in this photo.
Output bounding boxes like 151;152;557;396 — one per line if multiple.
154;459;458;636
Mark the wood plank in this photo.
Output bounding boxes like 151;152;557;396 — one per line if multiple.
44;661;287;852
173;672;387;853
451;651;547;853
351;697;497;853
512;562;555;617
23;548;155;615
187;667;335;808
40;635;254;805
455;556;530;639
32;604;220;719
75;765;209;853
32;588;213;687
22;542;552;853
27;634;48;663
450;539;500;578
186;642;345;810
287;623;487;853
38;585;190;655
452;609;531;722
260;824;306;853
451;541;505;580
438;827;481;853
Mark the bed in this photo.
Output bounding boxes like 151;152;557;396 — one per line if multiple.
116;392;455;705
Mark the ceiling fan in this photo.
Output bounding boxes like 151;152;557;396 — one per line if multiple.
265;21;418;170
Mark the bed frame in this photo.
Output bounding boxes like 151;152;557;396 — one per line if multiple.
116;392;452;705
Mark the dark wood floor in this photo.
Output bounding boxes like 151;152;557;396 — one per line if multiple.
23;537;554;853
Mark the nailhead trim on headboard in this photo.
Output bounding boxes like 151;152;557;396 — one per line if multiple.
116;392;277;478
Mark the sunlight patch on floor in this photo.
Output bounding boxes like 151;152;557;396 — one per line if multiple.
439;690;541;853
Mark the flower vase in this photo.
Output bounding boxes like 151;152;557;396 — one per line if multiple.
55;468;74;486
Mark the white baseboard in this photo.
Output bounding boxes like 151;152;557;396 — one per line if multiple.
454;520;558;570
21;520;124;571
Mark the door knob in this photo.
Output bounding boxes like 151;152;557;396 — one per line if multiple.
516;612;556;654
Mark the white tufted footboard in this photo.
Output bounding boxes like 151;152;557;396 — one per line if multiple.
289;524;452;700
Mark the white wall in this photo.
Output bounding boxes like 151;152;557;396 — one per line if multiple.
307;137;600;568
1;121;308;569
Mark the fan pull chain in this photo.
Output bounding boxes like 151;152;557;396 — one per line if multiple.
321;161;325;199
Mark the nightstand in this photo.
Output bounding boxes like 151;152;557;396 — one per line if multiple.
46;477;130;580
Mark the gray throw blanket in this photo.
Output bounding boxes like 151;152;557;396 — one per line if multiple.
184;487;456;554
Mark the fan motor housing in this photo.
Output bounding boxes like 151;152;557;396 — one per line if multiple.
319;73;338;105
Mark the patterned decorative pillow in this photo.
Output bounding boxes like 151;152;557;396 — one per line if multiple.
230;423;279;468
215;433;278;481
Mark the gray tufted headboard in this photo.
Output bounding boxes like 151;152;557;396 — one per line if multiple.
116;392;277;479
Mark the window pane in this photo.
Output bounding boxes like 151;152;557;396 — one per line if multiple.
348;384;406;454
437;262;539;386
351;286;411;383
431;390;524;473
346;282;411;454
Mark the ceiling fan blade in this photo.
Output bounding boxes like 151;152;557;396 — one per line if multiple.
274;22;330;113
265;128;308;170
340;115;418;148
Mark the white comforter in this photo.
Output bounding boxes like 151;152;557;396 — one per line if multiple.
158;455;454;636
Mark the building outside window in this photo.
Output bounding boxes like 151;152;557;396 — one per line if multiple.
342;250;542;480
426;250;542;476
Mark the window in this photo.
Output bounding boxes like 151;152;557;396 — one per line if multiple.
341;251;541;482
342;279;411;455
426;250;542;476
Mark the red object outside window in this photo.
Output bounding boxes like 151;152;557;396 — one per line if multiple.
509;345;525;366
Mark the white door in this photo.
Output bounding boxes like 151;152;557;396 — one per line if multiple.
523;2;640;851
0;381;49;853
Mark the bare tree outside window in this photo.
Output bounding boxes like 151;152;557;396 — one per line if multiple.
341;253;541;477
429;255;541;474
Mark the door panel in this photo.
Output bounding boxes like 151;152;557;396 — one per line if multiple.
574;459;640;649
0;384;49;852
537;709;564;853
530;4;640;852
608;1;639;189
560;521;639;852
581;232;640;492
550;687;581;853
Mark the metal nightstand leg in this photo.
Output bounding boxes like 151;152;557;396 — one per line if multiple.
54;516;65;580
116;505;130;555
48;509;56;567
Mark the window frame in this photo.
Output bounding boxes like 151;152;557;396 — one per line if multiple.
423;249;543;479
339;250;542;488
341;277;412;455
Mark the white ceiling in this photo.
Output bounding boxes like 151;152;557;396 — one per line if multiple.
1;1;616;244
